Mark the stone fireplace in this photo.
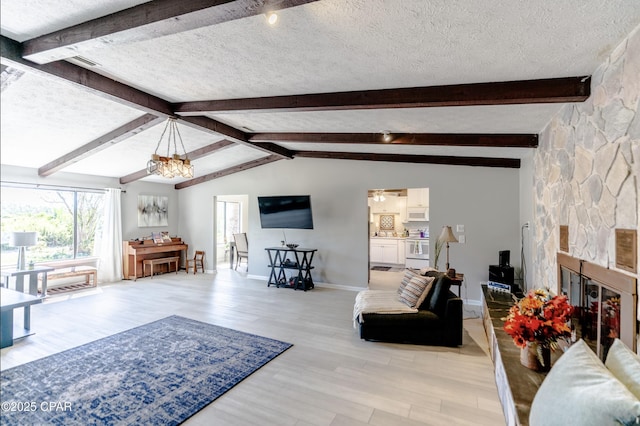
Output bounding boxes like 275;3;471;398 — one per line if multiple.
558;252;637;360
531;23;638;308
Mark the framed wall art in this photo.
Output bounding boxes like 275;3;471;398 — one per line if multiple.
380;214;394;230
138;195;169;227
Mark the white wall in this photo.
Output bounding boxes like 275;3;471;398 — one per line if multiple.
120;181;181;241
178;157;522;303
519;152;535;292
1;158;524;304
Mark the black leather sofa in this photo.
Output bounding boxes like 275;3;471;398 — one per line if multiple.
357;273;463;347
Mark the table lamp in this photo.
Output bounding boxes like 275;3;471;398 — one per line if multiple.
438;226;458;271
10;231;37;270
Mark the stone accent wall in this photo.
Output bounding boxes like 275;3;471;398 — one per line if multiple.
533;25;639;290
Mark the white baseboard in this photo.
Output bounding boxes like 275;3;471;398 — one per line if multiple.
317;282;364;292
246;275;365;292
247;274;266;281
231;271;482;300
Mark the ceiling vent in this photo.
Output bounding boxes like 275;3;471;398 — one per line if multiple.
72;56;99;67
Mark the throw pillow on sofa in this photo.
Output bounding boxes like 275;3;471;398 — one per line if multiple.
398;275;435;309
397;268;421;295
606;338;640;400
420;274;452;315
529;339;640;426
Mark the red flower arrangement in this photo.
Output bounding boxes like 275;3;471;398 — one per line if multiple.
503;288;574;350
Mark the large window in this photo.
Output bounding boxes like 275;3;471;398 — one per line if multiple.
1;185;104;267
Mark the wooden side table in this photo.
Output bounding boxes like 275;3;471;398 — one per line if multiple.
448;273;464;297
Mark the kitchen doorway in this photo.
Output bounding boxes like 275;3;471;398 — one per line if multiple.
214;195;249;270
367;187;430;286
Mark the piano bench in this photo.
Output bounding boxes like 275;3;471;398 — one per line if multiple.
143;257;180;278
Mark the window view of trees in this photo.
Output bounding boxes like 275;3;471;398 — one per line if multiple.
0;186;104;267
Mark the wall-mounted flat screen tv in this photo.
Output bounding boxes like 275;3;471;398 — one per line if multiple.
257;195;314;229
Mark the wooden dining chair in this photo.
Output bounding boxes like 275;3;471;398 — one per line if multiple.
186;250;205;274
232;233;248;270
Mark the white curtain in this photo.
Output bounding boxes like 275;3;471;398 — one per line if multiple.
98;188;123;282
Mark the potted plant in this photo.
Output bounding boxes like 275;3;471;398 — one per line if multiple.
433;236;444;270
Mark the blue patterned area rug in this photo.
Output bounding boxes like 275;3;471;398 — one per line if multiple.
0;316;292;425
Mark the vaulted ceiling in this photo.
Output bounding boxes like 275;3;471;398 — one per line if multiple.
2;1;639;188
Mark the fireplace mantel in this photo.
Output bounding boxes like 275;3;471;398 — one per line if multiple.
481;285;556;425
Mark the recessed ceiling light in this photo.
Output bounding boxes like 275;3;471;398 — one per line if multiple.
381;131;393;142
266;12;278;25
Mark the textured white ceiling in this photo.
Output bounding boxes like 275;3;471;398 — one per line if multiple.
208;104;566;134
277;142;534;160
1;0;640;183
78;0;640;101
0;71;144;168
61;121;227;178
0;0;149;41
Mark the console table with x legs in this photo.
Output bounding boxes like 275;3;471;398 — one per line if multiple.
265;247;317;291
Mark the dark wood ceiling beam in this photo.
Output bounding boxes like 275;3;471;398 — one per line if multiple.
39;114;163;177
294;151;520;168
2;36;289;161
187;139;236;158
179;116;294;158
176;116;247;144
174;76;591;114
119;139;236;184
175;154;282;189
1;35;173;116
22;0;321;64
250;132;538;148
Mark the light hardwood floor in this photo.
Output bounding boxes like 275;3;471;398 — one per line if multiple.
1;269;505;426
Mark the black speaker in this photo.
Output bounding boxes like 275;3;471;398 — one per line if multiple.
489;265;514;285
499;250;510;267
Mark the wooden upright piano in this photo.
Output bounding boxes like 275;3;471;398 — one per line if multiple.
123;238;188;280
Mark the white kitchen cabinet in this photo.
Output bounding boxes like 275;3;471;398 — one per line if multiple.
407;188;429;207
370;244;384;263
397;239;406;263
370;239;399;264
381;245;398;263
397;197;407;223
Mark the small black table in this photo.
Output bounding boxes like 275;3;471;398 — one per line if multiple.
265;247;317;291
